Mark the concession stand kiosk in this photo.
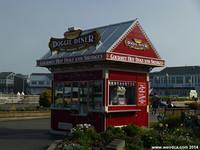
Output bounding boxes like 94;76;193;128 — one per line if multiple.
37;19;164;132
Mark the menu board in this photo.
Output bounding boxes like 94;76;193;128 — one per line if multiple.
137;82;147;106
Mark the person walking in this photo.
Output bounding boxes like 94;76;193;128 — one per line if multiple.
152;93;160;115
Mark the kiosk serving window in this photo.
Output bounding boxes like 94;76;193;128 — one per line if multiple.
54;80;103;112
109;81;136;105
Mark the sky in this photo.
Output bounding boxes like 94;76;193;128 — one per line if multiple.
0;0;200;74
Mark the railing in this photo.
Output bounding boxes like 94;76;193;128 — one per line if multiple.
151;83;200;88
0;94;39;104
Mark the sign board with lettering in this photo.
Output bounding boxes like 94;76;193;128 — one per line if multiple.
37;54;104;67
124;38;149;50
137;82;147;106
37;52;164;67
49;31;100;52
106;53;164;66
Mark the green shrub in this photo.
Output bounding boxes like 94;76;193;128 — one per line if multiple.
140;128;160;148
122;124;140;137
57;140;82;150
72;127;91;150
191;126;200;138
39;89;51;107
101;126;125;145
59;119;200;149
125;136;144;150
79;133;90;150
171;127;190;136
108;126;125;137
162;134;193;146
160;115;182;128
86;128;102;148
71;124;103;150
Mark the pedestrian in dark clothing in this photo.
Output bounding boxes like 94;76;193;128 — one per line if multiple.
152;93;160;115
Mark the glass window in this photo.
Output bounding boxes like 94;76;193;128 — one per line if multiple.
71;82;79;105
46;81;50;85
195;75;198;85
38;81;44;85
54;82;64;107
155;76;160;84
171;76;175;84
63;82;72;107
80;81;88;103
185;76;192;84
88;81;103;110
31;81;37;85
176;76;183;84
79;81;88;114
53;80;103;112
109;81;136;105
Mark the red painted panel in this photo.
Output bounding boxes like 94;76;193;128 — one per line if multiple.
135;111;148;127
109;70;146;82
106;111;148;128
51;109;73;131
108;105;140;111
136;75;147;82
112;24;160;59
88;112;105;132
51;109;105;132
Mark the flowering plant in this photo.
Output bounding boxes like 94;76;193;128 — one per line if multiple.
71;123;93;134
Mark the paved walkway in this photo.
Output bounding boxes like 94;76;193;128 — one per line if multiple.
149;112;158;123
0;118;64;150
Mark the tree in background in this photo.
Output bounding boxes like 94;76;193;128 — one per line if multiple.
39;89;52;107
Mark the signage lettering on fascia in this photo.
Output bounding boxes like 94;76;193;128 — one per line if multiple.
49;31;100;52
124;38;149;50
108;53;164;66
38;54;104;66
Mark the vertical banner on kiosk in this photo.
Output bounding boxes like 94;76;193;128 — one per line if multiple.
137;82;147;106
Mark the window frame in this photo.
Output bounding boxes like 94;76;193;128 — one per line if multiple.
53;80;104;112
108;80;137;106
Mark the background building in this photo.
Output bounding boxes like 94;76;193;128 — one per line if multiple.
29;73;52;95
14;74;29;94
150;66;200;97
0;72;15;93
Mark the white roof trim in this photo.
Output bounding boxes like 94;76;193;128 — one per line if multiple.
107;19;138;52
